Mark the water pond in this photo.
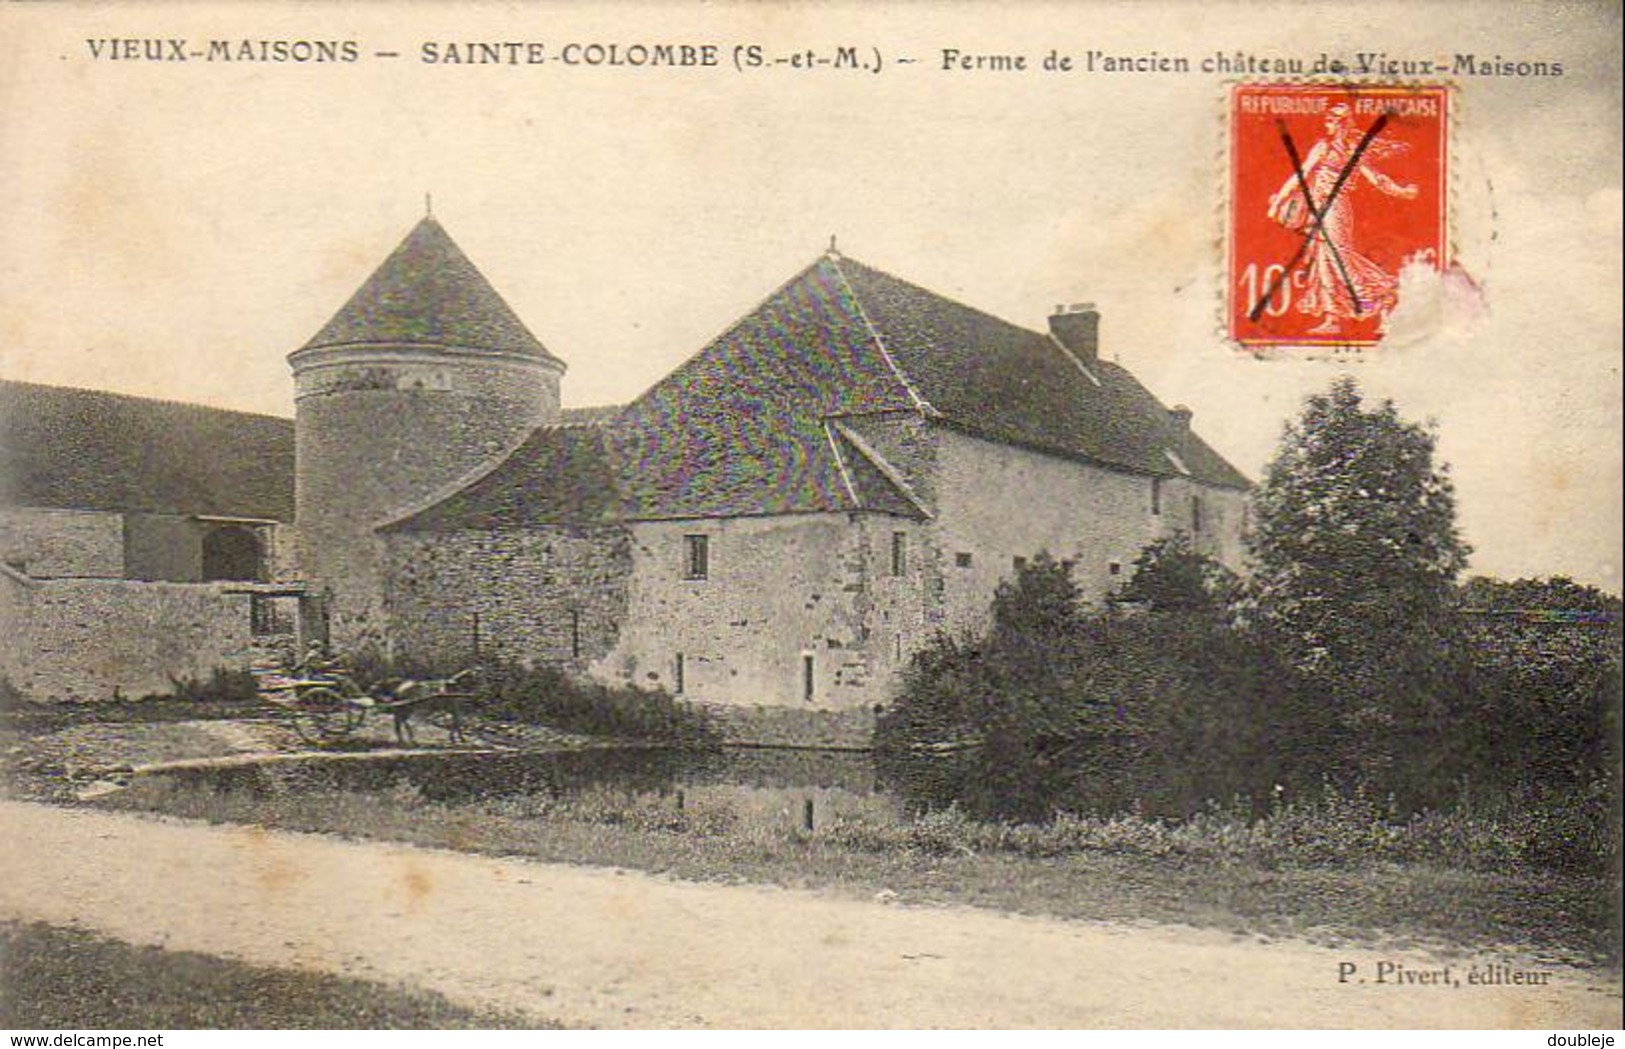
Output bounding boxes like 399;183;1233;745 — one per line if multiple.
146;745;906;832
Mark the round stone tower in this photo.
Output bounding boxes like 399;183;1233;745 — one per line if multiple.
289;215;564;648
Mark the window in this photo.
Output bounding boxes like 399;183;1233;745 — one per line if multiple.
955;552;973;568
802;654;815;703
1013;555;1027;571
674;653;686;694
1151;477;1163;516
891;532;908;577
1108;561;1122;576
1191;495;1204;534
683;534;709;579
569;609;582;660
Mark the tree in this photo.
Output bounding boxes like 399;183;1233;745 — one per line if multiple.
1456;575;1621;787
1113;532;1240;615
877;551;1297;821
877;555;1144;822
1247;376;1471;780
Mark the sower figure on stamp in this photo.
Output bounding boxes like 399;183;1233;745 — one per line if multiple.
1267;102;1418;335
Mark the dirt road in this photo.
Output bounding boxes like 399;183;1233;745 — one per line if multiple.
0;801;1616;1028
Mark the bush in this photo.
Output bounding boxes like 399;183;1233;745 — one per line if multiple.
877;555;1314;823
350;655;720;744
477;661;718;743
162;667;260;705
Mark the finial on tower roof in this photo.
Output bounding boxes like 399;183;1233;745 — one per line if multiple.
425;192;433;218
827;234;840;258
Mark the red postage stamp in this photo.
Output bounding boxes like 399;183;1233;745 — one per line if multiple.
1229;83;1449;350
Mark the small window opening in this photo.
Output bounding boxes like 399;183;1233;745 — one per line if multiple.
891;532;908;577
683;534;709;580
955;552;973;568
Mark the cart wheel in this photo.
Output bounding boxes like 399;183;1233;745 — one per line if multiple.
292;687;350;745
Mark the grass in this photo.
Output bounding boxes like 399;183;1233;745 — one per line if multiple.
98;774;1622;968
832;780;1619;876
0;683;263;732
0;920;551;1029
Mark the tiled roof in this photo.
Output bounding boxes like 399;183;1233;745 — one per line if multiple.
300;216;562;366
0;380;295;521
603;256;922;519
603;253;1247;517
393;251;1248;532
833;258;1250;490
381;423;619;532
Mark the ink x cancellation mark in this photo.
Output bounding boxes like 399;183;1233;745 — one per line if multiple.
1229;83;1449;350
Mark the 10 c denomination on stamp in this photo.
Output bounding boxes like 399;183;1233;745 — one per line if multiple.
1229;83;1449;350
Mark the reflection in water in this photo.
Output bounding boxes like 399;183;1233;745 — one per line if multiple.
151;744;1224;830
147;742;1481;828
153;746;905;832
875;746;1246;823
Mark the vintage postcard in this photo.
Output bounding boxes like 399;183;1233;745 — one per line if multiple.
0;0;1619;1033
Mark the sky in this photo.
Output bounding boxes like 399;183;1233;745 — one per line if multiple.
1;0;1619;588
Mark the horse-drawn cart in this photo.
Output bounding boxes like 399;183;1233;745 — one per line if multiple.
261;667;477;747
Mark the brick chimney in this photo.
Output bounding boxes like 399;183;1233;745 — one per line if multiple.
1169;404;1193;430
1048;302;1100;363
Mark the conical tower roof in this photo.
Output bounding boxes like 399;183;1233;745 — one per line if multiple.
299;216;562;365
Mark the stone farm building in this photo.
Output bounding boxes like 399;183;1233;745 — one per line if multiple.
2;216;1249;716
0;382;298;700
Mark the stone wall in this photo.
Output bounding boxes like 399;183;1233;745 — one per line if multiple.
2;576;254;701
604;513;917;710
267;523;301;583
926;426;1248;636
928;427;1161;635
699;702;878;750
369;427;1247;720
1157;476;1250;569
384;511;924;713
123;513;205;581
0;568;32;691
0;507;123;578
293;349;559;649
122;515;286;584
381;525;631;670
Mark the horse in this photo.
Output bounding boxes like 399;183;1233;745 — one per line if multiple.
376;667;478;746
